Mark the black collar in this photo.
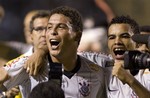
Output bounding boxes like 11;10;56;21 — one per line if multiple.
48;55;81;79
64;55;81;79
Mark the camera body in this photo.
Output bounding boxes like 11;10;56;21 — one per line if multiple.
124;50;150;69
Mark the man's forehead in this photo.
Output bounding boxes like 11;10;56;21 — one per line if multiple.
108;24;132;34
49;14;71;24
33;18;48;26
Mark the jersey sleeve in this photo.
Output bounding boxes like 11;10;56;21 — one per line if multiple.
78;51;111;67
2;50;32;89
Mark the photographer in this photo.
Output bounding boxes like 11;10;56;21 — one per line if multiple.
124;25;150;70
136;26;150;53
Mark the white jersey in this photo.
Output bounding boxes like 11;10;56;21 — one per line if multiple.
3;50;106;98
79;52;150;98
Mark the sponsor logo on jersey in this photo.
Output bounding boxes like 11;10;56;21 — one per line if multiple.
5;55;28;67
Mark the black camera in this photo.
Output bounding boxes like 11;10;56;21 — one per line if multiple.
124;50;150;69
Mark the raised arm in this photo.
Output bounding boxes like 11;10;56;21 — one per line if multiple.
113;60;150;98
95;0;115;23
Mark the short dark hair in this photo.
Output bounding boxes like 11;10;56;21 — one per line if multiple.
108;15;140;34
28;81;65;98
140;25;150;33
49;6;83;44
30;10;50;33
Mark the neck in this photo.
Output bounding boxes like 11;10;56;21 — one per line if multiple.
50;53;77;71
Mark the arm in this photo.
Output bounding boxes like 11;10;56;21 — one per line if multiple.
113;60;150;98
95;0;115;23
0;67;20;98
5;86;20;98
0;54;29;90
0;85;20;98
24;48;48;76
0;67;9;84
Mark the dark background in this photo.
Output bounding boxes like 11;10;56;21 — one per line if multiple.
0;0;107;42
0;0;150;42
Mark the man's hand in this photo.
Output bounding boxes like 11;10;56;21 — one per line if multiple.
0;67;10;84
112;60;134;84
24;49;47;76
6;86;20;98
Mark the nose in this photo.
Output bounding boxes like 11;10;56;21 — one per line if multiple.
41;28;46;36
51;31;58;35
115;36;122;45
50;28;58;35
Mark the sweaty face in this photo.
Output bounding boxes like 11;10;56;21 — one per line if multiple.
31;17;48;51
46;14;77;57
108;23;136;60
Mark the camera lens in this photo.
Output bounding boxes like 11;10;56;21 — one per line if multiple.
124;50;150;69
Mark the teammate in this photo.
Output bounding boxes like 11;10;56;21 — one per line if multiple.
0;10;50;98
136;25;150;52
80;15;150;98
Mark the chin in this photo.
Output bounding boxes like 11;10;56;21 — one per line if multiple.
50;50;59;56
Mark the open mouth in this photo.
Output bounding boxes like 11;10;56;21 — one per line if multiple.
50;39;60;49
113;48;125;59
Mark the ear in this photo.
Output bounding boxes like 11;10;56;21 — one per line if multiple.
75;33;81;42
71;31;81;41
30;33;33;42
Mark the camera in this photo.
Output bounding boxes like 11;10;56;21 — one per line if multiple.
124;50;150;69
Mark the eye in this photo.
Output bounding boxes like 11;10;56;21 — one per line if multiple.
34;27;42;32
108;35;115;40
33;27;46;32
58;24;68;29
47;25;52;30
121;33;130;38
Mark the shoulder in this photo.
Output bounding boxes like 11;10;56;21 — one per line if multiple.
78;51;109;59
79;55;104;72
78;51;112;67
5;54;29;68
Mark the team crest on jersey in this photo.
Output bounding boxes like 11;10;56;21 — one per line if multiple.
79;80;90;97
